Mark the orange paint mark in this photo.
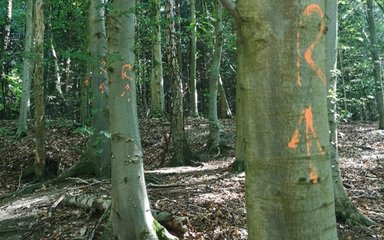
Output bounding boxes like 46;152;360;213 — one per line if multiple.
121;64;133;80
309;166;318;184
124;83;130;91
288;129;300;149
302;4;327;86
288;106;325;156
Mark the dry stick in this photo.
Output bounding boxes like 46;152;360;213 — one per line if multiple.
88;204;110;240
16;166;23;191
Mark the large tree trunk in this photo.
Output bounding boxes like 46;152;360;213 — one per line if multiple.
0;0;13;119
222;0;338;238
33;0;46;180
189;0;199;117
207;0;223;153
166;0;193;166
150;0;165;116
367;0;384;129
16;0;34;138
86;0;110;178
106;1;177;239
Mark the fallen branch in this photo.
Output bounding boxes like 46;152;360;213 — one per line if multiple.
62;193;189;235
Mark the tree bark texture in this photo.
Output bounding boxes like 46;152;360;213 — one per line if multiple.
367;0;384;129
0;0;13;119
107;0;176;239
234;1;338;239
166;0;192;166
189;0;199;117
150;0;165;116
207;0;224;152
33;0;46;179
16;0;34;137
87;0;110;178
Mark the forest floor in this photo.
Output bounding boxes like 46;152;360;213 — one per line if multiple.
0;118;383;239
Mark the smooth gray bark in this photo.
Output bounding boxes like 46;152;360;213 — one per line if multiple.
207;0;223;153
150;0;165;116
16;0;34;138
189;0;199;117
107;1;178;239
86;0;110;178
222;0;338;238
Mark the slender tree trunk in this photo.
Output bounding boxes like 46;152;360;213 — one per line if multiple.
221;0;338;238
218;76;232;119
189;0;199;117
367;0;384;129
207;0;223;153
150;0;165;116
33;0;46;179
326;0;374;226
80;71;91;125
107;1;177;239
86;0;110;178
16;0;34;138
166;0;193;166
0;0;13;119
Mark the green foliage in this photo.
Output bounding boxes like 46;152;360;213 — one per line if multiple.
337;0;384;121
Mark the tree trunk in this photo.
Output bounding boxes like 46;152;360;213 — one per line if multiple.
166;0;193;166
150;0;165;117
325;0;374;225
207;0;223;153
222;0;338;238
0;0;13;119
367;0;384;129
107;1;177;239
46;4;65;103
80;72;90;125
189;0;199;117
16;0;34;138
33;0;46;180
85;0;110;178
217;76;233;119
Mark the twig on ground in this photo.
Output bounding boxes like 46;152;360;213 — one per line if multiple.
88;204;110;240
17;166;23;191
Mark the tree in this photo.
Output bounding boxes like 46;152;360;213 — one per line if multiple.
86;0;110;178
189;0;199;117
0;0;13;119
326;0;375;226
106;0;177;238
221;0;338;238
33;0;46;179
207;0;223;153
166;0;193;166
150;0;165;116
16;0;34;138
367;0;384;129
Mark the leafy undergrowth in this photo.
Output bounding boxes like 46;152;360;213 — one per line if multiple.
0;119;383;239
